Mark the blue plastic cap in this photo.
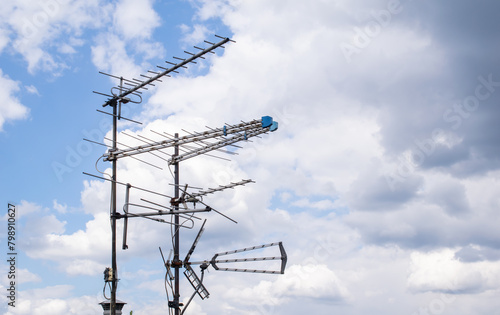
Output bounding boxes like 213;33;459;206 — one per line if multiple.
262;116;273;128
270;121;278;132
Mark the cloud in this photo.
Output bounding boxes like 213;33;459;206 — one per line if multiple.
24;213;66;236
91;32;143;78
348;159;424;212
15;200;44;219
3;285;101;315
17;269;42;284
65;259;106;276
180;23;210;46
113;0;161;40
274;264;350;301
454;244;500;263
52;199;68;214
223;264;350;311
90;0;165;82
18;198;110;276
24;85;40;95
426;175;470;216
4;0;111;74
5;0;500;314
21;213;110;274
407;248;500;294
0;69;29;131
0;267;41;286
0;27;9;53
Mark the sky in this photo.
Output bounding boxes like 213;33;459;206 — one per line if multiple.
1;0;500;314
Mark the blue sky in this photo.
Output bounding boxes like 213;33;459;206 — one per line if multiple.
1;0;500;314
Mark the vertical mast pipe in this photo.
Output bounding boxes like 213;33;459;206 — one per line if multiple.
174;133;180;315
110;88;119;315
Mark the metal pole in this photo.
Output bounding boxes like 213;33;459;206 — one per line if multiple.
174;133;180;315
110;78;123;315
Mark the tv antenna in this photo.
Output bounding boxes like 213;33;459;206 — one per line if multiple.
86;35;287;315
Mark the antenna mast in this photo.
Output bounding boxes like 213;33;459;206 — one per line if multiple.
88;35;286;315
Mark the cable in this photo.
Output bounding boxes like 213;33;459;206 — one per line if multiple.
103;282;111;300
95;155;112;180
164;273;173;315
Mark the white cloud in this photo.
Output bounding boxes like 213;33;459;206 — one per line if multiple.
0;70;29;131
65;259;106;276
58;43;77;54
113;0;160;40
0;28;10;53
273;264;350;301
4;286;101;315
206;264;350;314
408;248;500;294
15;200;44;219
17;269;42;284
24;213;66;236
24;85;40;95
19;205;110;275
52;199;68;214
4;0;500;314
91;32;143;78
180;23;210;46
3;0;111;74
90;0;165;82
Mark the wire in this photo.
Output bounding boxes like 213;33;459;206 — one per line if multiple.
170;211;195;251
164;273;173;315
167;163;175;180
103;282;111;300
95;155;112;180
93;154;114;232
167;163;177;253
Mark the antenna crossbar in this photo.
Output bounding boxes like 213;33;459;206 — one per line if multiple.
189;179;254;198
102;37;231;107
104;116;277;162
214;242;282;256
124;206;213;218
210;268;282;274
209;256;282;264
168;126;268;164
